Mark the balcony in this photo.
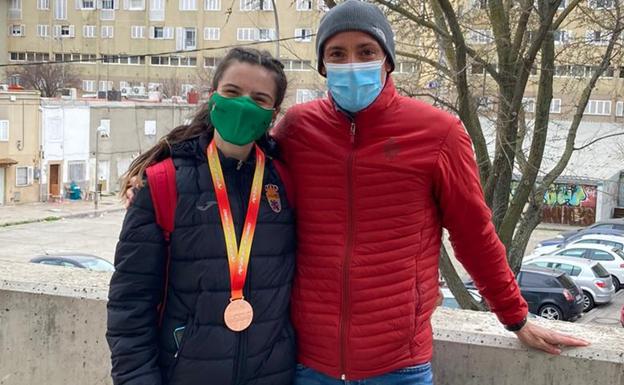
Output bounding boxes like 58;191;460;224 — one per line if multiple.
0;260;622;384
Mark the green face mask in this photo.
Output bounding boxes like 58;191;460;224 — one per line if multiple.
209;92;274;146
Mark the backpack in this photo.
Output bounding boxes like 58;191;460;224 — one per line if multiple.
145;156;294;327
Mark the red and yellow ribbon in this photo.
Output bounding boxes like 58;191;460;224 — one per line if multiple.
207;140;265;300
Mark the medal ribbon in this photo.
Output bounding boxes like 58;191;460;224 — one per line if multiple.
207;139;265;300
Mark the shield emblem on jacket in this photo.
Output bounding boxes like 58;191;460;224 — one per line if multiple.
264;184;282;213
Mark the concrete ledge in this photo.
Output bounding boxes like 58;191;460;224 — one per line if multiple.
1;261;623;385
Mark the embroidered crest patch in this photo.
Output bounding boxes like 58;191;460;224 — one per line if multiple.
264;184;282;213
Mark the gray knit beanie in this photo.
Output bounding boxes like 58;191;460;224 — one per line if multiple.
316;0;395;75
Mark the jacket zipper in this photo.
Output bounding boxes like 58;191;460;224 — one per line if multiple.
340;121;357;381
232;165;249;385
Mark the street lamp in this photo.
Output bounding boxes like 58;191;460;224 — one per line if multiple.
94;125;109;211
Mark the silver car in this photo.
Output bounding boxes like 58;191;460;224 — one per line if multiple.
524;256;615;312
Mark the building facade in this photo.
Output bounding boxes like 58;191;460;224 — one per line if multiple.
0;90;42;205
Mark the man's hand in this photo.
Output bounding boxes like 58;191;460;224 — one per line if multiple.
514;320;589;354
123;176;139;209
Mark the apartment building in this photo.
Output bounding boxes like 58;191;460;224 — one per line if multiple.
3;0;332;107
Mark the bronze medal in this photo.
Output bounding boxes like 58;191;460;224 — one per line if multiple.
224;298;254;332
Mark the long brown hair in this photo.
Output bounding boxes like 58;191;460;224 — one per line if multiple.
120;47;287;196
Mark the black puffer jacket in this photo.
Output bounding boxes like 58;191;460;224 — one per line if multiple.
107;132;297;385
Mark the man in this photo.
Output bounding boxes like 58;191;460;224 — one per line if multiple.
272;1;588;383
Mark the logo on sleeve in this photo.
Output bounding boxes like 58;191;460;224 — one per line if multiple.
264;184;282;213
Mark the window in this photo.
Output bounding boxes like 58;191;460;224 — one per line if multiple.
151;55;196;66
258;28;275;41
99;119;111;137
237;27;258;41
9;0;22;19
0;121;8;141
553;30;571;45
80;0;95;9
589;0;614;8
82;80;95;92
296;0;312;10
295;28;312;42
396;62;419;74
68;161;86;182
519;272;546;287
240;0;272;10
586;30;610;45
205;0;220;10
296;89;324;104
99;81;113;92
473;0;487;9
37;25;49;37
83;25;96;38
16;166;33;187
101;0;115;20
9;52;26;61
149;0;164;20
58;25;75;37
522;97;536;113
184;28;196;49
38;0;50;9
616;101;624;117
557;248;587;258
101;25;114;38
203;27;220;40
179;0;197;10
54;0;67;19
550;263;581;277
10;25;24;37
102;0;114;8
590;250;615;261
204;56;220;68
591;263;610;278
283;59;311;71
469;30;494;44
127;0;144;9
550;99;562;114
317;0;329;11
144;120;156;136
585;100;611;116
131;26;145;39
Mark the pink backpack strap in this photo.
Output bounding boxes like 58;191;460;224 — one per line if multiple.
145;158;177;327
273;159;296;209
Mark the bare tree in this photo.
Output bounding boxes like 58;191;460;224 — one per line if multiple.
7;63;80;97
324;0;624;309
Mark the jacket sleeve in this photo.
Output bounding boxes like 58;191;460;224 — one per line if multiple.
106;182;165;385
433;118;528;325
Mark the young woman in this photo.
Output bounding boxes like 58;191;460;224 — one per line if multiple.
106;48;296;385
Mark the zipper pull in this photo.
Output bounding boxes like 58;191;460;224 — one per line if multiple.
236;160;243;170
349;122;356;144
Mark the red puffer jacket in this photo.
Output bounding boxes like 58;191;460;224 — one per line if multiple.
273;77;528;380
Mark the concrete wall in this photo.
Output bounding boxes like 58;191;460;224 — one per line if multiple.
1;261;623;385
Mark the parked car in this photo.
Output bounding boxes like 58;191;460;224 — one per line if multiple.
523;256;615;311
620;304;624;327
465;266;584;321
30;253;114;272
540;244;624;292
536;219;624;248
439;287;482;309
529;233;624;258
516;266;584;321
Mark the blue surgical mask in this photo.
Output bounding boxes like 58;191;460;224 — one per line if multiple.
325;59;385;113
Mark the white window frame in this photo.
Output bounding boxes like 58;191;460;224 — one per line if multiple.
588;0;614;9
294;28;312;42
240;0;272;11
9;0;22;19
82;79;96;92
68;161;87;182
522;97;536;113
0;121;9;142
83;25;96;38
144;120;157;136
149;0;164;20
38;0;50;9
550;98;562;114
99;119;111;137
15;166;33;187
586;30;610;46
184;27;197;49
237;27;258;41
616;101;624;117
9;25;25;37
131;25;145;39
179;0;197;10
296;0;312;10
203;27;220;41
283;59;311;71
204;56;219;68
204;0;220;10
80;0;96;9
54;0;67;20
553;30;571;45
99;81;113;92
296;89;324;104
469;29;494;44
37;24;49;37
585;100;612;116
101;25;114;38
258;28;275;41
126;0;145;10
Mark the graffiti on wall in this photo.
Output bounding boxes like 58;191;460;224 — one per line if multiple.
542;183;597;226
